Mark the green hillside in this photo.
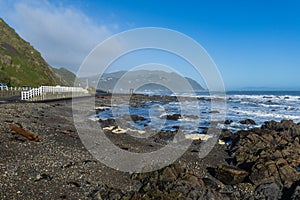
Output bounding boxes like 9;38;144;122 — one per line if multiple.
51;67;77;86
0;18;75;87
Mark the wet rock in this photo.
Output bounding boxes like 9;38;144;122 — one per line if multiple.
99;118;116;127
123;114;146;122
171;125;180;130
215;165;248;185
219;129;235;144
239;119;257;125
209;110;220;114
161;114;181;120
224;120;233;125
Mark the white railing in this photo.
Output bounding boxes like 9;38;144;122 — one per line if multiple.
21;86;89;100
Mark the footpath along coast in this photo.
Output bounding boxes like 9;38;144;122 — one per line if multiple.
0;95;299;199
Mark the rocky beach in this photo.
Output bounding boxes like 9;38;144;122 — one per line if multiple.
1;1;300;199
0;94;299;199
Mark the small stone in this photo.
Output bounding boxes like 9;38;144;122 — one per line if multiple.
272;150;282;159
36;174;41;180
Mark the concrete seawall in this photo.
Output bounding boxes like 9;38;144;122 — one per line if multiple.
29;92;91;101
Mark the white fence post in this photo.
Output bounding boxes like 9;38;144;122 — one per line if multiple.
21;85;89;101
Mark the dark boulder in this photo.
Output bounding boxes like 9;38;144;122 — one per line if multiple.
209;110;220;114
202;177;219;190
99;118;116;127
161;114;181;120
129;164;225;200
239;119;257;125
291;186;300;200
151;130;176;144
224;120;233;125
123;114;146;122
230;120;300;189
219;129;235;144
215;165;249;185
254;183;282;200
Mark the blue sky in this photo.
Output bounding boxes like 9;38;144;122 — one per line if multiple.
0;0;299;90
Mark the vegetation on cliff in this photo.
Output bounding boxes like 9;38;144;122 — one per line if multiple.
0;18;75;87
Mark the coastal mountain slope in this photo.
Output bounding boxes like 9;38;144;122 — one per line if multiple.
80;70;204;93
0;18;75;87
51;67;77;87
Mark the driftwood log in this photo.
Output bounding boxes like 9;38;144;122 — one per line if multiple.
10;125;39;142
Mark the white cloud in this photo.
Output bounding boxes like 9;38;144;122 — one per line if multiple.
2;0;114;72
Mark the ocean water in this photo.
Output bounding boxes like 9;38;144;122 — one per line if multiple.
97;91;300;133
